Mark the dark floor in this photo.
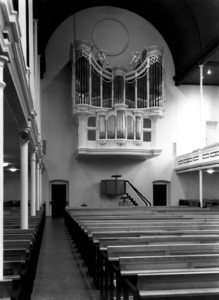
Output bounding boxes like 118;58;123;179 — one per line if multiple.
31;217;100;300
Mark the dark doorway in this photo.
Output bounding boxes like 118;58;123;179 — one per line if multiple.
153;184;167;206
51;184;67;218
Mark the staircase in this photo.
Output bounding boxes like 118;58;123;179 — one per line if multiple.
119;181;151;206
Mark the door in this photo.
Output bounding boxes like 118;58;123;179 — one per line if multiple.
153;184;167;206
51;184;67;218
206;122;217;146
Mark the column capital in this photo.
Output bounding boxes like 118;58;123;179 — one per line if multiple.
30;151;37;161
0;55;9;66
26;66;31;80
33;19;38;27
32;109;37;117
18;128;30;144
0;82;6;90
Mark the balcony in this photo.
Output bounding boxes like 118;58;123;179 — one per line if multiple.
175;143;219;173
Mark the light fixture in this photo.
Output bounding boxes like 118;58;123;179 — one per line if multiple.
207;69;212;75
3;162;9;167
8;168;18;172
207;169;214;174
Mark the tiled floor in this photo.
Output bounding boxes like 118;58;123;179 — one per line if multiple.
31;217;100;300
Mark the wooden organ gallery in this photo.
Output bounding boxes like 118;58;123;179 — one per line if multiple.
71;40;164;159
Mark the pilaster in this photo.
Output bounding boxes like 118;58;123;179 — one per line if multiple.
19;0;27;63
28;0;34;98
0;55;8;280
36;159;40;211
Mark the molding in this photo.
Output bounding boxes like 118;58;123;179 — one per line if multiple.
91;18;129;56
74;147;162;160
0;0;21;43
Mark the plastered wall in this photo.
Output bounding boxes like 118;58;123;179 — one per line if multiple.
39;7;219;215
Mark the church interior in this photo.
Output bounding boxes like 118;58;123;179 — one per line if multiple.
0;0;219;299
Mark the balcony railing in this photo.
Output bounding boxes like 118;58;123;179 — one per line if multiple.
175;143;219;173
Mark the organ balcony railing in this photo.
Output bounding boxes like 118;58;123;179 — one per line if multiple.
70;40;165;159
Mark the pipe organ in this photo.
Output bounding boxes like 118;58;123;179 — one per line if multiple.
71;40;165;159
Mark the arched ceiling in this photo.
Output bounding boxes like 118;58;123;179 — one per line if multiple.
33;0;219;86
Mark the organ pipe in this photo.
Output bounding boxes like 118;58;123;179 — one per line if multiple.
73;41;164;109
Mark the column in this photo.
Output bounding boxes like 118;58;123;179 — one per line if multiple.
0;55;8;280
89;53;92;105
135;75;137;108
18;130;30;229
147;63;150;108
19;0;27;63
39;164;43;207
199;169;203;208
123;76;126;104
199;65;204;149
37;55;41;133
36;160;40;211
78;114;87;147
33;19;38;117
153;118;159;148
28;0;34;99
30;151;36;216
100;72;103;107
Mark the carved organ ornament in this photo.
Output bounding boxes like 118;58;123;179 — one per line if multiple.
71;40;165;159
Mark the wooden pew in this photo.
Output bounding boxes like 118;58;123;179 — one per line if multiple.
84;224;219;233
107;254;219;300
65;207;219;300
0;277;21;300
4;240;33;250
107;243;219;259
98;235;219;248
0;206;46;299
4;248;30;261
99;243;219;299
123;269;219;300
4;233;35;241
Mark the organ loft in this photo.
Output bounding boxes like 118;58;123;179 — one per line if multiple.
71;40;165;159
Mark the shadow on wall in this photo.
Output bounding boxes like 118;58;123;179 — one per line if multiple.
175;172;199;200
70;155;149;206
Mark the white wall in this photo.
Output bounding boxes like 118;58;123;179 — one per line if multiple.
4;170;31;202
40;6;219;214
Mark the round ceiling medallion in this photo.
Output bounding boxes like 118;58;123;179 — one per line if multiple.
92;19;129;56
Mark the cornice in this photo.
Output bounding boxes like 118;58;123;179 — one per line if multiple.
0;0;21;42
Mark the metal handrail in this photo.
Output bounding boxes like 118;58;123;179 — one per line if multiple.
125;180;151;206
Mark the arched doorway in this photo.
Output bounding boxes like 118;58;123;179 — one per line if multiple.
153;180;170;206
50;180;69;218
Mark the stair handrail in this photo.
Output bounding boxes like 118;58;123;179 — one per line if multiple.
125;180;151;206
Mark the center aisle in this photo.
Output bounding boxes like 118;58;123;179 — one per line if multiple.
31;217;100;300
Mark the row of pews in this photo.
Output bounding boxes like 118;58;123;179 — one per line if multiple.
65;206;219;300
0;205;45;300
